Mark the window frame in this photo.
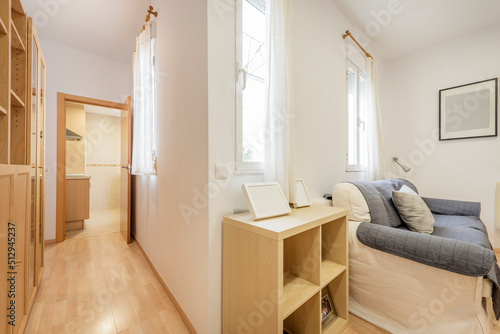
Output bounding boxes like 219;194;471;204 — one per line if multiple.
346;58;366;172
235;0;266;173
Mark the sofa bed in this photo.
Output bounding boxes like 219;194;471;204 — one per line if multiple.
332;178;500;334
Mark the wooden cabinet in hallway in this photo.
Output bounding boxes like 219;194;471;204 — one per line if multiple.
0;0;46;333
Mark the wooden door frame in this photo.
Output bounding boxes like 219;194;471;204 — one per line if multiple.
56;93;130;242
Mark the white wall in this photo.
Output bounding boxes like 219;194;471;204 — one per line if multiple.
132;0;210;332
39;38;132;240
206;0;366;332
86;112;121;211
381;25;500;246
65;103;86;175
207;0;268;332
292;0;374;199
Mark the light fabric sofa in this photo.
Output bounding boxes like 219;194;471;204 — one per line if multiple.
333;180;496;334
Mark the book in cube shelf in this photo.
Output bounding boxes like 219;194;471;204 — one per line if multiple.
321;285;338;331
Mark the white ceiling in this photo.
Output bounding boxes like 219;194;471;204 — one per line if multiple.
23;0;150;63
332;0;500;60
21;1;500;64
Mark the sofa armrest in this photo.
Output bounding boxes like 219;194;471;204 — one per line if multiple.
356;222;493;276
421;197;481;217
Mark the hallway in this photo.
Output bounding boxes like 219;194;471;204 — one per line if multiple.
25;233;190;334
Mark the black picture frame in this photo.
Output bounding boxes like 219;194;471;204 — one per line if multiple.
439;78;498;141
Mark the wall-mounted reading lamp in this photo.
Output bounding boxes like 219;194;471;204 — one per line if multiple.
393;156;411;173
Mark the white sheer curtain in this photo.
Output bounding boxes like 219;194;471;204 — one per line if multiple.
132;21;156;175
264;0;295;202
364;58;386;181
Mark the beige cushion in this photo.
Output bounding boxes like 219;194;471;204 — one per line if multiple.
392;185;435;234
332;183;371;222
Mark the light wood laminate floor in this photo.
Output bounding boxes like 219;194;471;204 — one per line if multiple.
24;233;500;333
25;232;190;334
66;208;120;240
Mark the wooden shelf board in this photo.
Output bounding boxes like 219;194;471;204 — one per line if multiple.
323;317;349;334
283;274;319;319
225;206;349;241
11;0;25;14
11;89;24;107
0;105;6;115
10;19;25;51
320;260;346;287
0;17;7;36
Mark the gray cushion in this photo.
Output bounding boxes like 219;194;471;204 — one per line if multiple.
349;179;417;228
392;185;435;234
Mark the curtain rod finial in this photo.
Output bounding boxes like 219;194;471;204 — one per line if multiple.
148;6;158;17
342;30;351;39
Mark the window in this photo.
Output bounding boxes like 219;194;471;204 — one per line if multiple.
132;22;157;175
236;0;267;171
346;59;366;171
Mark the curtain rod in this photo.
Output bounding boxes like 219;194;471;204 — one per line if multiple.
342;30;373;59
141;6;158;33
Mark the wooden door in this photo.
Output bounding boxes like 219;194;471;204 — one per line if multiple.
120;97;132;244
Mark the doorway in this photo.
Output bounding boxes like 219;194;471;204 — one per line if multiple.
56;93;131;243
66;102;123;238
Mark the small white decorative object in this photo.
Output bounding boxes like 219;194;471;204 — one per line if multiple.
241;182;292;220
293;179;312;208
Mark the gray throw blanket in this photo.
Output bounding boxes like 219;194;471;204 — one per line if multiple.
350;179;500;320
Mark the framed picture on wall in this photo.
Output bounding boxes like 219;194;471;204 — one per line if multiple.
439;78;498;140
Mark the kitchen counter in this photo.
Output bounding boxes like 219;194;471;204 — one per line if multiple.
66;176;91;231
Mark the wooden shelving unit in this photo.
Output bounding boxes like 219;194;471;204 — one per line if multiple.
0;1;45;333
10;19;25;51
0;0;27;166
10;3;27;166
0;0;10;164
11;89;24;107
0;17;7;35
223;205;349;334
11;0;24;14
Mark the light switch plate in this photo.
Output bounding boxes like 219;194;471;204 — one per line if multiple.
215;164;230;180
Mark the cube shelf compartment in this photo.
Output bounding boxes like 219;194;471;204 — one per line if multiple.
223;205;349;334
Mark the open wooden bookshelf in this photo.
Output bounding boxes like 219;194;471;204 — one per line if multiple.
11;89;24;107
0;17;7;35
223;205;349;334
0;0;27;165
11;0;24;15
10;19;25;51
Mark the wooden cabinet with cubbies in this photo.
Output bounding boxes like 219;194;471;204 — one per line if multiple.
223;205;349;334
